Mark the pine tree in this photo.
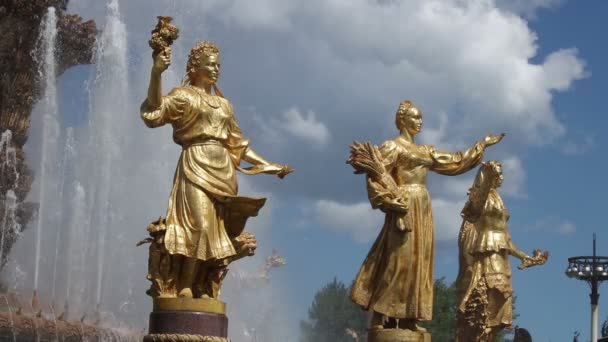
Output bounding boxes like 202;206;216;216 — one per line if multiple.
300;278;367;342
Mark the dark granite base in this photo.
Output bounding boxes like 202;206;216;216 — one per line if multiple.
149;310;228;337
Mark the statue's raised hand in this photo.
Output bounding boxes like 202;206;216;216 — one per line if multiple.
483;132;506;147
277;165;294;179
152;47;171;74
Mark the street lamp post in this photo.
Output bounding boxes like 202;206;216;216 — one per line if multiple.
566;234;608;342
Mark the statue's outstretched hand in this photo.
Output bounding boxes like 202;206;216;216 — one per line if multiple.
278;165;294;179
483;132;506;147
152;47;171;74
517;249;549;269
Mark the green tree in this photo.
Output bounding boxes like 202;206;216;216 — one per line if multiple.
301;278;518;342
300;278;367;342
420;277;457;341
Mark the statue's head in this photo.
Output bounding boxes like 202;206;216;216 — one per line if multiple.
474;160;503;190
395;100;422;136
186;41;220;86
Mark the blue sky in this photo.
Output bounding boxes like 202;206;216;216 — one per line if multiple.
14;0;608;341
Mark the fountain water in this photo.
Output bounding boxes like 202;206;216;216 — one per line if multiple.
63;181;86;320
33;6;60;294
81;0;129;313
2;1;143;340
0;131;21;269
51;128;76;303
5;1;289;340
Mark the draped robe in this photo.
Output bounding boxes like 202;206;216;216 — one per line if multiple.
141;85;271;262
351;136;485;320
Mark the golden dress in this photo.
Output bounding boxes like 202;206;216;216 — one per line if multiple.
141;85;270;262
351;136;485;320
456;189;519;329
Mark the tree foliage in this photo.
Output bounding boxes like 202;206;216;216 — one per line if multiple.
301;277;518;342
420;277;457;341
300;278;367;342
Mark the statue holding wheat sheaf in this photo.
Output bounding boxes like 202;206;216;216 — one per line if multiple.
347;100;504;341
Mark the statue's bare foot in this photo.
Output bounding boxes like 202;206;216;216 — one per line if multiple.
414;324;427;333
178;288;193;298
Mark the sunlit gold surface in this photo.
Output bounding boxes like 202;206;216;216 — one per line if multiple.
139;17;292;300
455;161;548;342
153;297;226;314
368;328;431;342
348;100;504;333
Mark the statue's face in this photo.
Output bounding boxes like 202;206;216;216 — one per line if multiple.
403;107;422;136
493;165;504;188
195;54;220;85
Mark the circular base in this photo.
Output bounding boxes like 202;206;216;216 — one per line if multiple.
149;310;228;337
154;297;226;314
368;328;431;342
143;334;230;342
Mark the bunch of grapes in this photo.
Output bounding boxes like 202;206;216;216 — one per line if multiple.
148;16;179;53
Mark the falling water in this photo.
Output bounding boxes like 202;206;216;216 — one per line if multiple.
51;128;76;303
0;130;21;268
33;7;59;292
64;182;86;319
84;0;129;310
0;191;19;270
0;131;19;185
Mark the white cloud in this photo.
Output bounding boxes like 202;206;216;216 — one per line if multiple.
278;108;330;148
314;197;466;244
543;49;588;91
252;107;331;150
500;156;527;198
441;177;475;198
432;198;466;242
419;112;449;147
314;200;382;243
222;0;296;31
72;0;587;149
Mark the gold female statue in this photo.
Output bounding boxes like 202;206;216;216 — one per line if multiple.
140;36;292;299
348;100;504;335
455;161;547;342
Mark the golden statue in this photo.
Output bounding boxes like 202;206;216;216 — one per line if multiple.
455;161;548;342
347;100;504;341
139;18;292;301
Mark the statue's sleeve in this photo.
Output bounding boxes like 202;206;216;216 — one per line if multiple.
225;102;250;166
429;141;485;176
367;140;399;209
140;87;189;128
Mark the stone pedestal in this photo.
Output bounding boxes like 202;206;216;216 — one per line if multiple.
368;328;431;342
144;298;230;342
